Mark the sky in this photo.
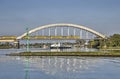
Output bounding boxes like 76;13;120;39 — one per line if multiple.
0;0;120;36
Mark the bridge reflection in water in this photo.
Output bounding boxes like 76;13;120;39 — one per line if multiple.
0;55;105;79
19;56;103;78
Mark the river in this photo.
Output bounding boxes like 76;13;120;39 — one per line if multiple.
0;49;120;79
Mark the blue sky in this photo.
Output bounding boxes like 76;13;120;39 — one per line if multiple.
0;0;120;36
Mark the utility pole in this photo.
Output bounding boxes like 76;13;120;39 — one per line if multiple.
24;28;30;79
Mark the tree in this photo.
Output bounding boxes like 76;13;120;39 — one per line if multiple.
109;34;120;47
76;39;85;47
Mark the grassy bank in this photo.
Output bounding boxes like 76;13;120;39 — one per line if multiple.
6;51;120;57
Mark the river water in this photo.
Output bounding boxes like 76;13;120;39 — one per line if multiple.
0;49;120;79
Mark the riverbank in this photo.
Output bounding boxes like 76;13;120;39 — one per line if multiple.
6;51;120;57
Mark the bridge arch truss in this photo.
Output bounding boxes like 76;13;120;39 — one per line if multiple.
17;23;106;40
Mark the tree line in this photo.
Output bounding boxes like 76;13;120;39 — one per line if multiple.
88;34;120;49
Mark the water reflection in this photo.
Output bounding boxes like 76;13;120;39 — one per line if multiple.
24;57;30;79
1;55;120;79
19;56;102;76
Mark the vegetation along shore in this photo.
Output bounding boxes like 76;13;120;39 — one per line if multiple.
6;51;120;57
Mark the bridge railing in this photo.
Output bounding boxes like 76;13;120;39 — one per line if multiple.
0;36;17;40
22;36;80;40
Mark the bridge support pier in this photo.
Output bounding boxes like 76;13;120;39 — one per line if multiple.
14;40;20;49
17;40;20;49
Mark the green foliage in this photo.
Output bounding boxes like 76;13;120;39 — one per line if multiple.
0;42;13;49
8;51;120;57
89;34;120;49
109;34;120;47
88;39;100;48
76;39;85;45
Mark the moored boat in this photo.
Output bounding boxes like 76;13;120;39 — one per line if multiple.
50;43;71;49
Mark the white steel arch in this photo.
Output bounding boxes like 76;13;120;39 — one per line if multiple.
17;23;106;39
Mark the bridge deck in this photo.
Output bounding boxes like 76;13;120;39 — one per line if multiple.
22;36;80;40
0;36;80;42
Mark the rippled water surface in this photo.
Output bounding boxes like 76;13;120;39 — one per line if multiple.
0;49;120;79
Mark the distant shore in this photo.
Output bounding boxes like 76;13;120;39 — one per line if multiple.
6;51;120;57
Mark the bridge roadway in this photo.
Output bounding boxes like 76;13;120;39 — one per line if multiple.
0;40;16;42
0;36;17;43
0;36;80;42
